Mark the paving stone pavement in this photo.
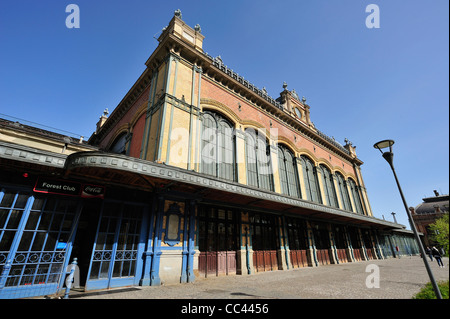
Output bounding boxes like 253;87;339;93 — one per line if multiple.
72;256;449;300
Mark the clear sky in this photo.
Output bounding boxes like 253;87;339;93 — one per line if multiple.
0;0;448;229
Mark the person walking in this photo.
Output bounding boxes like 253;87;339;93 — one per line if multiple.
426;247;433;261
431;246;444;268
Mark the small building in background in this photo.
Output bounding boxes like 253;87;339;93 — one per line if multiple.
412;191;449;248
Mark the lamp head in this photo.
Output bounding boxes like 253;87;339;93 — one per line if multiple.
374;139;395;166
373;139;395;153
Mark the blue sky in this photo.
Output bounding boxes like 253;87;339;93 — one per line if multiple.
0;1;448;228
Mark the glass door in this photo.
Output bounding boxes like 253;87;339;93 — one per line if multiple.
0;189;80;299
85;201;145;291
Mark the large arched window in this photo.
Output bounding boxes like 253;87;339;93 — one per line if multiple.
109;132;128;154
319;165;338;208
245;129;274;191
348;178;364;214
200;111;236;182
300;155;321;203
278;145;301;198
336;172;352;211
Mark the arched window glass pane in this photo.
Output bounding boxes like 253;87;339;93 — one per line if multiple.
257;137;273;191
278;146;300;198
336;173;352;211
301;158;311;201
348;179;364;214
300;156;320;203
200;111;236;181
218;120;234;181
320;165;338;208
285;149;300;198
201;113;217;177
278;147;289;195
245;132;258;188
245;129;273;191
110;133;128;154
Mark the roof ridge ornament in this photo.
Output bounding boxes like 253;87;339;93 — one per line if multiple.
174;9;182;19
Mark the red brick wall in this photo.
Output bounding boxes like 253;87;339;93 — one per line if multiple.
200;76;355;175
128;113;146;158
97;86;150;153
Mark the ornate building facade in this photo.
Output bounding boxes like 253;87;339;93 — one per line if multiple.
412;191;449;248
0;11;419;299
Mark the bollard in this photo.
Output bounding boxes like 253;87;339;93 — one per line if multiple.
63;258;78;299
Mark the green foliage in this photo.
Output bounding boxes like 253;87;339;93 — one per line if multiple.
429;214;449;256
413;281;449;299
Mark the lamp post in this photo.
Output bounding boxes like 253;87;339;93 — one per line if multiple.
373;139;442;299
391;212;398;223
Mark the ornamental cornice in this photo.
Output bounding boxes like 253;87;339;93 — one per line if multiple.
0;141;67;168
65;151;402;230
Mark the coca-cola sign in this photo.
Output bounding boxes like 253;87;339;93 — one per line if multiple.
82;184;105;198
34;178;104;199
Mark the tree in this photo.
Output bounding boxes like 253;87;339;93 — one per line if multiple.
429;213;449;256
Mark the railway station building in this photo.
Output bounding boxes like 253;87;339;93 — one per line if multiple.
0;11;419;299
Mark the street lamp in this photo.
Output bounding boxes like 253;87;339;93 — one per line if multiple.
373;139;442;299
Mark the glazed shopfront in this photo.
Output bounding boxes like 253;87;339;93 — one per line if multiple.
0;171;151;298
0;149;418;299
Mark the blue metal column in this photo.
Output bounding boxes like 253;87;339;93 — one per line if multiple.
140;198;156;286
187;200;196;283
180;200;189;283
150;195;164;286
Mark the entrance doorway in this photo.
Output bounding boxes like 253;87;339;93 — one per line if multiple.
361;230;376;260
333;226;350;263
198;206;238;277
312;225;331;265
84;201;146;290
250;213;279;272
286;217;309;268
71;200;147;291
70;200;101;289
348;227;363;261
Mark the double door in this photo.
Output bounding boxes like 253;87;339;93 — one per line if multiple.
286;218;309;268
198;207;238;277
333;227;350;263
251;213;279;272
0;189;80;299
312;227;331;265
348;227;363;261
84;201;145;291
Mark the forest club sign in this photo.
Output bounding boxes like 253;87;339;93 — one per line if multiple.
34;177;105;199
